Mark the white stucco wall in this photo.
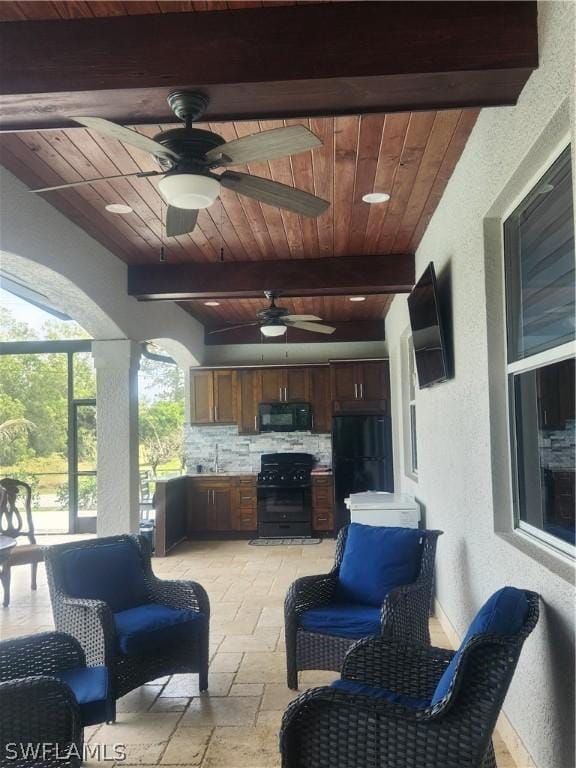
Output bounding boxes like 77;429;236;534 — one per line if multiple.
385;3;575;767
0;166;204;368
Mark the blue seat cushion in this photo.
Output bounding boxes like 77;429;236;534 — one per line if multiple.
114;603;206;656
54;666;111;727
61;540;149;613
337;524;424;607
331;678;430;709
431;587;529;705
300;602;381;639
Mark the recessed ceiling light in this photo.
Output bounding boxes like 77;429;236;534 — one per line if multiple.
105;203;133;214
349;296;367;302
204;301;220;307
362;192;390;204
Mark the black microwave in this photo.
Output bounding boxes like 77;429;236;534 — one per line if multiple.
258;402;313;432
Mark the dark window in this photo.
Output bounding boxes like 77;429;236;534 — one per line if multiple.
504;146;575;362
513;358;575;546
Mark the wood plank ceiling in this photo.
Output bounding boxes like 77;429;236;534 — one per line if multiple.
0;1;312;21
0;2;479;331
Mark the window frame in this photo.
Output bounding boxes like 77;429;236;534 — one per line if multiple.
401;328;418;481
502;140;575;559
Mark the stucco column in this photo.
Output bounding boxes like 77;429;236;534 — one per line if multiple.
92;340;140;536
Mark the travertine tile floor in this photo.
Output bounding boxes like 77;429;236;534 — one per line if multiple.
0;538;519;767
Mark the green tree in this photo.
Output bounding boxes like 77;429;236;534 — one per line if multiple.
139;400;184;475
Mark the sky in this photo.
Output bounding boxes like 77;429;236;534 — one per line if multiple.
0;285;87;338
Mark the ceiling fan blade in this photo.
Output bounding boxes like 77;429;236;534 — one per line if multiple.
73;116;180;161
288;321;336;335
220;172;330;218
31;170;162;193
206;125;322;166
284;314;323;322
165;206;198;237
208;322;261;334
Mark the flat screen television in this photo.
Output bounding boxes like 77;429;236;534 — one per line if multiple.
407;262;450;388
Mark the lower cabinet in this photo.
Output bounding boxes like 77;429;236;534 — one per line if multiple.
312;476;334;533
188;476;257;535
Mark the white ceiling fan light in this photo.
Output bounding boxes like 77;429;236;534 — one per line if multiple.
260;324;287;338
158;173;221;210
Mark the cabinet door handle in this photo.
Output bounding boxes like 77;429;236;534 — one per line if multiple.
284;387;288;401
214;405;218;421
279;387;283;401
360;382;364;399
354;382;358;399
254;415;258;431
207;490;210;505
212;489;215;504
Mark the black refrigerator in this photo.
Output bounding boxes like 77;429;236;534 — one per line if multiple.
332;414;394;530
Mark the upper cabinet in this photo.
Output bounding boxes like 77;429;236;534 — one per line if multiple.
259;367;310;403
309;366;331;433
237;369;261;435
189;370;214;424
331;360;389;413
190;360;390;429
190;369;237;424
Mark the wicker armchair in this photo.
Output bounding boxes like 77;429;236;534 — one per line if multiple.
285;525;442;689
0;632;93;768
280;589;539;768
44;535;210;703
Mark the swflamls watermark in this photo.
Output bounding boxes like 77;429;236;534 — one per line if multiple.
3;743;127;762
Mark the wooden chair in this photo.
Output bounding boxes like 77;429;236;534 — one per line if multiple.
0;478;44;607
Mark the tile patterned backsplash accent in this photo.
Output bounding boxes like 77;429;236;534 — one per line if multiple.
539;421;575;470
183;425;332;473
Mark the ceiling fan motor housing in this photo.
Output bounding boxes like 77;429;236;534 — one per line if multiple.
154;128;225;171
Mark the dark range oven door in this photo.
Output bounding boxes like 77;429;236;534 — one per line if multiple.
258;402;312;433
257;485;312;538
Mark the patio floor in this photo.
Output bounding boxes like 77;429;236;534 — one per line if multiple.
0;538;520;767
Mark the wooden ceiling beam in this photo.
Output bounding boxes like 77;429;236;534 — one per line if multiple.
203;320;385;346
0;2;538;132
127;254;415;301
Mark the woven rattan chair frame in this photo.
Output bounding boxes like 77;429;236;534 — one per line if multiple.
0;632;86;768
284;526;442;689
44;535;210;702
280;590;539;768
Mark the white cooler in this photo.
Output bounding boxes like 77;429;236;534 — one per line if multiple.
345;492;420;528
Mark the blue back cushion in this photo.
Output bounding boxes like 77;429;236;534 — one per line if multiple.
431;587;529;705
337;524;424;607
61;540;149;613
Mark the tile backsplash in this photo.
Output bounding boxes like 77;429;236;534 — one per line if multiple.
183;424;332;473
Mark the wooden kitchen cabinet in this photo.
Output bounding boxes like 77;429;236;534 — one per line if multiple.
189;370;214;424
312;475;334;533
231;476;258;531
187;477;233;533
237;369;261;434
259;367;310;403
285;367;310;401
189;369;237;424
309;366;331;433
213;370;237;423
260;368;285;403
331;360;389;413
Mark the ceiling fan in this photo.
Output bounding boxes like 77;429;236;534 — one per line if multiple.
31;91;330;237
208;291;336;338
